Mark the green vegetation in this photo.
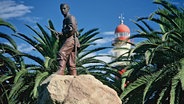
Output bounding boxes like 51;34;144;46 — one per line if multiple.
120;0;184;103
0;0;184;104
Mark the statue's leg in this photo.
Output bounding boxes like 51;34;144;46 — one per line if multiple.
67;50;77;76
57;36;74;75
57;50;67;75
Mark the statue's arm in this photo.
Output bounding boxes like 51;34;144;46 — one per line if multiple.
62;15;77;35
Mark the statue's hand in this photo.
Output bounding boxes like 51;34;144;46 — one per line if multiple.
55;32;63;39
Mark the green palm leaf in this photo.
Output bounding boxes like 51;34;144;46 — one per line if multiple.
179;58;184;90
170;75;179;104
25;24;46;44
0;32;17;49
32;71;49;98
0;75;12;84
0;53;17;74
0;18;16;32
14;69;27;84
36;23;52;48
19;53;44;67
155;12;180;29
154;0;178;17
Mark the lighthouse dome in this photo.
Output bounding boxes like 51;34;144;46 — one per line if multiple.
115;24;130;33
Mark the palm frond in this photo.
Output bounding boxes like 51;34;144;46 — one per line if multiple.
14;69;27;84
155;12;180;29
142;20;154;32
36;23;52;48
156;87;168;104
0;75;13;83
170;75;180;104
0;18;16;32
179;58;184;90
79;28;99;45
132;20;148;34
154;0;179;17
0;32;17;49
32;71;49;98
0;54;17;74
19;53;44;67
120;72;155;99
47;20;58;40
78;47;111;59
25;24;46;44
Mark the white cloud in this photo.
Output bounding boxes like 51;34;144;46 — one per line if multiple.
170;1;184;6
92;31;115;46
0;0;33;19
18;43;35;53
102;31;114;35
18;16;41;23
80;51;112;65
94;37;113;45
95;54;112;63
78;43;113;67
2;42;34;53
80;52;96;60
171;2;180;5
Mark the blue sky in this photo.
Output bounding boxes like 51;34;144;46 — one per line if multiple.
0;0;184;62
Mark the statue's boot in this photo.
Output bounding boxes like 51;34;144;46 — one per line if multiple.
69;68;77;76
57;69;65;75
57;57;66;75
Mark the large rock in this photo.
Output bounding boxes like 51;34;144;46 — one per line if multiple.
38;74;122;104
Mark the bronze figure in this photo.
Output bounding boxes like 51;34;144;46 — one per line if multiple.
57;3;80;75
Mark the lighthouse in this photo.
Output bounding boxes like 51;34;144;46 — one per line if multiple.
112;15;131;65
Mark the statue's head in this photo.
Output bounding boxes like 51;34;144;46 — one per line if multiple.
60;3;70;16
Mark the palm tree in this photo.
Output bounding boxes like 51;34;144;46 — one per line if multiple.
0;19;31;103
120;0;184;103
0;19;47;104
0;18;18;103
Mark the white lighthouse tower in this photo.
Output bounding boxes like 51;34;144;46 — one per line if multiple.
112;15;131;65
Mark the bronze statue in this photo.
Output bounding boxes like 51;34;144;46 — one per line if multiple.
56;3;80;75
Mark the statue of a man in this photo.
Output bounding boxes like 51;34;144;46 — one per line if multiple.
57;3;80;75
